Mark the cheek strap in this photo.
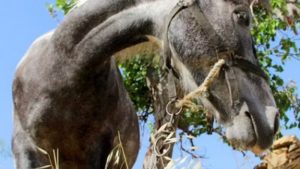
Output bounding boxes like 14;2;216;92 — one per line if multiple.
224;66;241;111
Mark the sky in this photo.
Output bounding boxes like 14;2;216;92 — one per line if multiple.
0;0;299;169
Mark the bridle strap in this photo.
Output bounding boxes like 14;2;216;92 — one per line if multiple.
231;58;268;80
163;0;196;99
163;2;189;72
192;4;224;51
224;67;238;108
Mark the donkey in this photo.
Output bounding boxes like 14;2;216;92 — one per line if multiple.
12;0;279;168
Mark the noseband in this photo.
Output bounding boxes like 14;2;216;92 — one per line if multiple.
163;0;268;123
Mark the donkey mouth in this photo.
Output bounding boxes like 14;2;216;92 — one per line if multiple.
224;108;275;154
207;94;272;152
244;111;264;154
225;111;257;151
247;111;276;155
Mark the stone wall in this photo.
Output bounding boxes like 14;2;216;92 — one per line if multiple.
256;135;300;169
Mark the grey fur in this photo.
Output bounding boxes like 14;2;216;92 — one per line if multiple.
13;0;278;168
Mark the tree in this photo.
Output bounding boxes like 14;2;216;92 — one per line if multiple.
47;0;300;168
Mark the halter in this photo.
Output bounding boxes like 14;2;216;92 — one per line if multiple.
153;0;269;157
153;0;267;157
162;0;268;125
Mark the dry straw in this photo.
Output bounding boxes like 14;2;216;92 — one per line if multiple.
35;147;59;169
105;131;129;169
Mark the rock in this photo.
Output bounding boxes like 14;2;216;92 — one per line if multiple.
288;148;300;161
273;147;288;155
255;163;267;169
256;135;300;169
272;136;298;149
264;151;288;167
289;144;299;152
286;159;300;169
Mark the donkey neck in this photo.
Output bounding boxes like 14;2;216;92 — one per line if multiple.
52;0;177;55
52;0;136;54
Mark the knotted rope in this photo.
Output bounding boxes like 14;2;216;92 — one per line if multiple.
175;59;226;111
152;59;226;158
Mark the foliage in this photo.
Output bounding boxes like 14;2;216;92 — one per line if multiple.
252;1;300;131
178;109;208;136
47;0;76;18
118;54;160;122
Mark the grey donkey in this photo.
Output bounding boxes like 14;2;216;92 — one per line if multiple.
12;0;279;168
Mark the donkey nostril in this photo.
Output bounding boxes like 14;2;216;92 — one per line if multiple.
274;112;279;134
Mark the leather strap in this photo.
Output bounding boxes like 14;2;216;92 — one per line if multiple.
192;4;223;50
167;71;177;99
231;58;268;80
163;1;196;99
163;2;190;72
224;66;240;108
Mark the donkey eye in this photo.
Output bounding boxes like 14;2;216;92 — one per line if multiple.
234;11;250;26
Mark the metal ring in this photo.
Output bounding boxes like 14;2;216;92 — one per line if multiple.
166;99;183;116
153;135;172;157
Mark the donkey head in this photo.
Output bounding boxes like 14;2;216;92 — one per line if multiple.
166;0;278;153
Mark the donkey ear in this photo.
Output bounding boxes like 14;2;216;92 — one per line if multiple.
74;8;156;65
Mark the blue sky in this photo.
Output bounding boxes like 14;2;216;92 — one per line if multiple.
0;0;299;169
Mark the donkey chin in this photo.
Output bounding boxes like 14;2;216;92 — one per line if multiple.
223;102;279;155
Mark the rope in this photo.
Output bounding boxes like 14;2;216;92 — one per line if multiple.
175;59;226;110
152;59;225;157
